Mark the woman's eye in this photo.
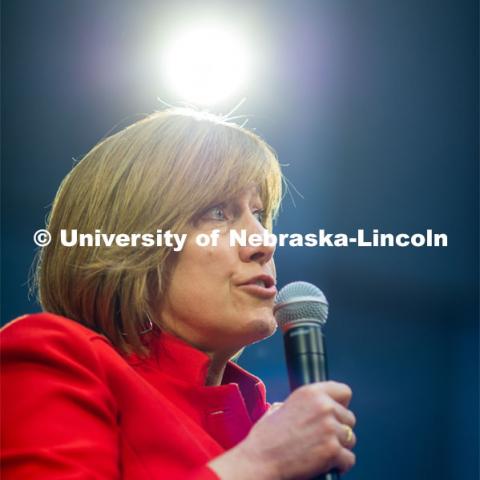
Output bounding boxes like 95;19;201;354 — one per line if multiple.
253;209;265;224
205;205;226;221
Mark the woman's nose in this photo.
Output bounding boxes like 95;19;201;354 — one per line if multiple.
238;213;276;265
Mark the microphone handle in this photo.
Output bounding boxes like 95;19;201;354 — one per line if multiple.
283;324;340;480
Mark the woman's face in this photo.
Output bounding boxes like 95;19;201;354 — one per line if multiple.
160;186;277;355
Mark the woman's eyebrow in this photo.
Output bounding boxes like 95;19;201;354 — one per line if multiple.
251;195;264;207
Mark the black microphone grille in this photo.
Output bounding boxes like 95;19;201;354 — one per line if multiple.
273;281;329;331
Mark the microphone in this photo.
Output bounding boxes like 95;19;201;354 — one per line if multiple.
274;281;339;480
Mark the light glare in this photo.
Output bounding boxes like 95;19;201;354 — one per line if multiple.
162;24;250;105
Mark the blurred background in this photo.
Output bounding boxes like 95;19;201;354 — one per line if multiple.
1;1;478;478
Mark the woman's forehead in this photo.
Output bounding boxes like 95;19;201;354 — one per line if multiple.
216;184;263;205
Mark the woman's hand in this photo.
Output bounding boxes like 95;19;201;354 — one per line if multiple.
208;381;356;480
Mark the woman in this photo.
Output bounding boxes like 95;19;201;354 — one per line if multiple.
1;108;356;479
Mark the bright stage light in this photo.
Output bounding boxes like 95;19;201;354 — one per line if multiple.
161;23;250;106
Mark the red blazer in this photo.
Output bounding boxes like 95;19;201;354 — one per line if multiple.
1;313;270;479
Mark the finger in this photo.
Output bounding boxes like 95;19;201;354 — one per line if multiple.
333;402;356;428
266;402;283;415
335;447;356;475
321;381;352;408
336;423;356;449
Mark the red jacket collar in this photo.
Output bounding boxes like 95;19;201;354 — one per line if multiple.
127;330;269;448
150;331;212;386
147;331;263;390
146;330;267;417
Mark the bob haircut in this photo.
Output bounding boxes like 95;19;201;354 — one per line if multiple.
34;107;283;355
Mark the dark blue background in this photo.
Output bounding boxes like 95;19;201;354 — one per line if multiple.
2;1;478;479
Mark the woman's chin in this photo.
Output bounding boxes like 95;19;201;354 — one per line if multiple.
244;316;277;344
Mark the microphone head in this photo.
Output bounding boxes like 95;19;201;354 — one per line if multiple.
274;281;329;332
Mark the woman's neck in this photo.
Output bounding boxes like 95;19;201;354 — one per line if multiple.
205;351;231;386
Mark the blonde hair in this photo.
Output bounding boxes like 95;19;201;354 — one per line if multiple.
34;108;283;355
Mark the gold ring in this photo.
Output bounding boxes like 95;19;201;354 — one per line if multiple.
343;425;354;444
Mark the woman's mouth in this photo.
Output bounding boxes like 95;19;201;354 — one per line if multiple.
237;275;277;299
